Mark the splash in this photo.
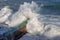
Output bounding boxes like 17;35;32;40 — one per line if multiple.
0;1;60;39
0;6;12;23
7;1;40;27
20;1;40;19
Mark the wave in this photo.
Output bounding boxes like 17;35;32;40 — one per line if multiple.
0;1;60;39
0;1;40;27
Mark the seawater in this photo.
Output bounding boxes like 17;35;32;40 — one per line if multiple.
0;0;60;26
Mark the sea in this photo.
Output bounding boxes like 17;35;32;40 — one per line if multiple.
0;0;60;39
0;0;60;38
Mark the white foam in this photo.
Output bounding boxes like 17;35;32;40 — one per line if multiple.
44;24;60;38
20;1;40;19
20;1;60;39
0;1;60;39
0;6;12;23
5;1;40;27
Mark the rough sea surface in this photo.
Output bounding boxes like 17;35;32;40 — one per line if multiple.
0;0;60;40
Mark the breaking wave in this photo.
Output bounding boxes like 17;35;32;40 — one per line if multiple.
0;1;40;27
0;1;60;39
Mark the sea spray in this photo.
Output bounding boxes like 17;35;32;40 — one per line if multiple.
20;1;40;19
0;6;12;23
19;1;44;34
20;1;60;39
0;1;60;39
